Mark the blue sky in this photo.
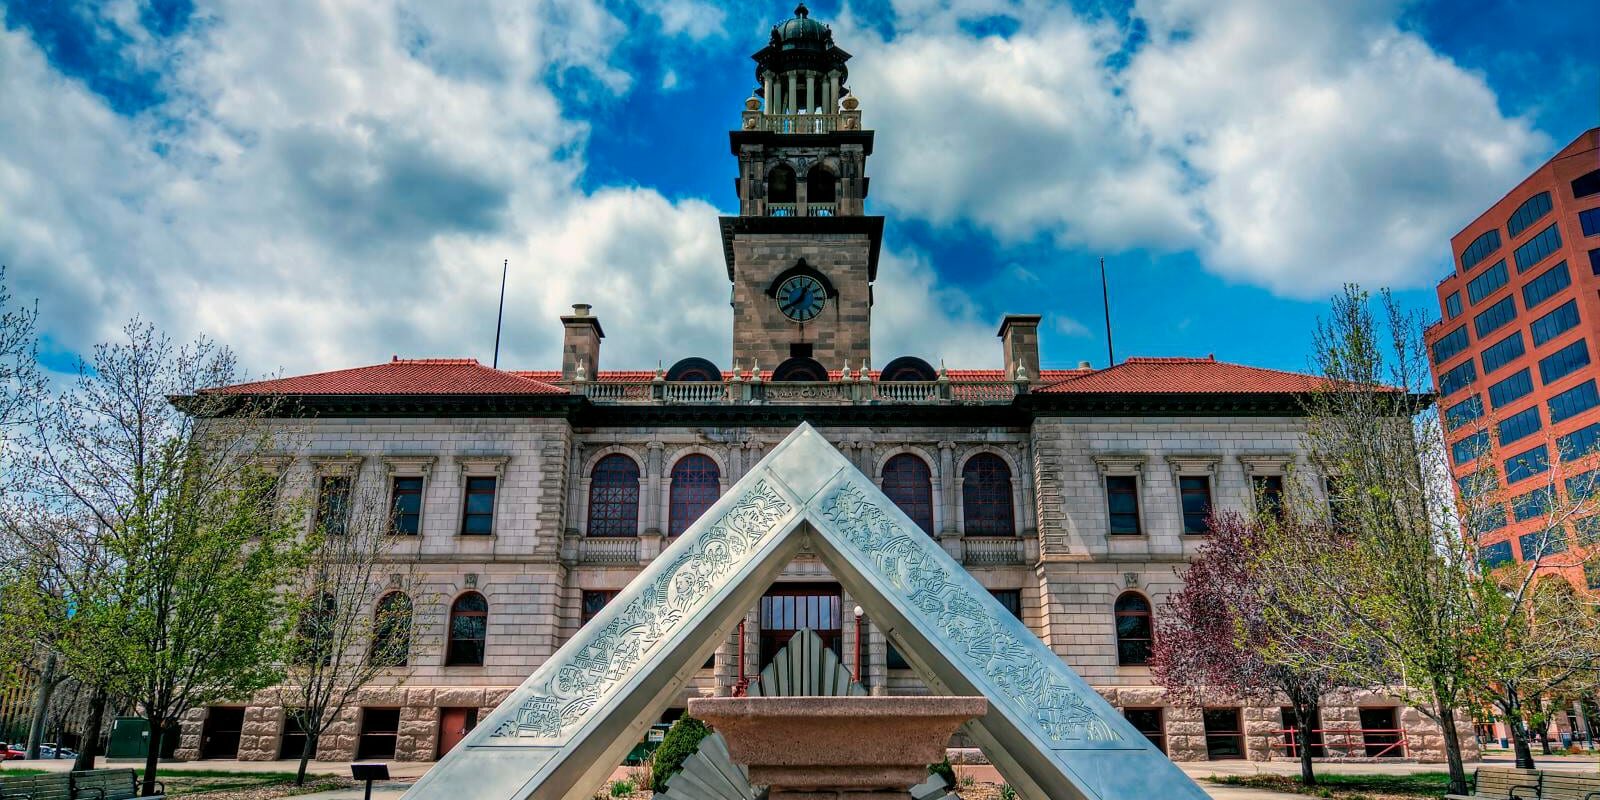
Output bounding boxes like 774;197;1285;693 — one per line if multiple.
1;0;1596;378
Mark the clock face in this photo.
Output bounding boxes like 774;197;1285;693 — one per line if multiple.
777;275;827;322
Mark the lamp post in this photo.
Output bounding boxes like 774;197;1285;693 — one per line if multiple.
853;605;865;686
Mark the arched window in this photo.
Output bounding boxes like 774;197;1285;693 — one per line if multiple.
1114;592;1153;666
771;356;828;382
962;453;1014;536
446;592;488;666
879;356;937;382
882;454;934;535
293;591;336;666
588;454;641;537
666;357;721;382
806;165;836;210
669;454;721;537
371;592;412;667
768;164;797;207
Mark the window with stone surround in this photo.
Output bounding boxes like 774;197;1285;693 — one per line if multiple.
581;590;618;626
1124;708;1166;754
588;454;641;537
1252;474;1285;520
882;453;935;535
315;475;352;537
1203;708;1245;760
668;454;721;537
446;592;488;666
1105;476;1142;535
961;453;1014;536
1114;592;1153;666
389;477;424;535
1179;477;1213;535
460;477;497;535
371;591;412;667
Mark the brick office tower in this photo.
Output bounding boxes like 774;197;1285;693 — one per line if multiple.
1426;128;1600;584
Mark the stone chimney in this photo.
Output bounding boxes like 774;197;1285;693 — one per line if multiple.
998;314;1042;382
561;304;604;382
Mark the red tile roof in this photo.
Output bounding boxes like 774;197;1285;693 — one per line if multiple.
210;358;567;396
1035;356;1329;394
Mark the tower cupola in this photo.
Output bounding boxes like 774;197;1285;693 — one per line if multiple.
745;3;858;131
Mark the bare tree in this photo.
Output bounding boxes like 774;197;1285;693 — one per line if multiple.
1269;286;1600;793
272;469;429;785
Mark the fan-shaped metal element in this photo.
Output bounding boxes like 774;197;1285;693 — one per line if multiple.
748;627;867;698
660;731;758;800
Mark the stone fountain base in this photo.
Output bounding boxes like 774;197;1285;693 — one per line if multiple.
688;696;988;800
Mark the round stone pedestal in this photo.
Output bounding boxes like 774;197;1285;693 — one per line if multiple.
688;696;987;799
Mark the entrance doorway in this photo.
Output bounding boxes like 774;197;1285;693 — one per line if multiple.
1359;707;1403;758
199;706;245;760
759;583;843;667
357;708;400;760
436;707;478;759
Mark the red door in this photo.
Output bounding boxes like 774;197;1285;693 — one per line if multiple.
436;707;477;759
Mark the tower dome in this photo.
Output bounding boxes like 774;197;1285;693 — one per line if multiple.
753;2;851;86
774;4;830;50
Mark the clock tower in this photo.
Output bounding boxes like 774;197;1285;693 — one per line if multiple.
722;3;882;378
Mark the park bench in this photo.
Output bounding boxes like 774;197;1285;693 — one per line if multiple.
1446;767;1543;800
0;769;161;800
1542;771;1600;800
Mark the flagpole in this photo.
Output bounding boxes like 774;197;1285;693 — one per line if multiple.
1099;257;1114;367
493;259;508;369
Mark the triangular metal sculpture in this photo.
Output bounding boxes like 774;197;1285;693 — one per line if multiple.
404;424;1209;800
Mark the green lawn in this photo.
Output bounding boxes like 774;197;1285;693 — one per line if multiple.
136;768;346;797
0;767;48;776
1207;772;1454;799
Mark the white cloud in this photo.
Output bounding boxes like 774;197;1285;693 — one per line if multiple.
872;249;998;368
843;0;1547;298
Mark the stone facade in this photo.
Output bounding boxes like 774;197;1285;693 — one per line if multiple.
730;232;873;371
177;416;1477;766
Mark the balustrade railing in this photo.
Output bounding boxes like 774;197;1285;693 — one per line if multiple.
571;377;1022;405
578;536;640;566
757;114;840;134
769;203;797;217
806;203;836;217
962;536;1028;566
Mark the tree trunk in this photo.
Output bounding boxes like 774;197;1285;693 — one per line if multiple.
72;689;107;771
1289;695;1319;787
1510;718;1537;770
1438;703;1469;796
25;652;58;759
141;714;164;797
296;728;320;787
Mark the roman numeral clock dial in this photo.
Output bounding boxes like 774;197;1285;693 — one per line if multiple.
777;275;826;322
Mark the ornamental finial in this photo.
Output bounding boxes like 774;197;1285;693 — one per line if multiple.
795;3;809;18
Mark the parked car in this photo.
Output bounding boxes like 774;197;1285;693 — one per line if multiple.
39;744;77;759
2;743;25;760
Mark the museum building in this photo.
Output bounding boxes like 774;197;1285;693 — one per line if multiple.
179;4;1474;767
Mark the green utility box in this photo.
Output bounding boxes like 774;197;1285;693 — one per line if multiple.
623;723;671;765
106;717;179;759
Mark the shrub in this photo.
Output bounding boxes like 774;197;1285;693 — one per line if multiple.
999;786;1017;800
609;778;634;797
651;715;712;793
927;757;955;789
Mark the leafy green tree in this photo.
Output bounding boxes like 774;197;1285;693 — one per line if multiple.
24;320;305;796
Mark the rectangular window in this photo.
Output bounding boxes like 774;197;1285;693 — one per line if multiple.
1505;444;1550;484
1538;338;1590;384
1488;369;1533;409
1507;191;1553;237
1124;708;1167;754
1473;295;1518;339
989;589;1023;620
1577;516;1600;546
1459;472;1498;500
389;477;423;535
1549;380;1600;423
315;475;352;536
1559;423;1600;462
1466;260;1508;303
1591;248;1600;276
1253;475;1285;519
1519;528;1567;559
1470;503;1509;535
1530;299;1580;347
1460;229;1502;271
1566;470;1598;501
1577;172;1600;200
1521;261;1571;309
1581;207;1600;237
1439;360;1478;397
1445;395;1484;430
1445;291;1463;319
460;476;497;535
1452;432;1490;465
1588;561;1600;591
1105;475;1142;535
1280;707;1328;759
1431;325;1470;365
1497;405;1542;446
1481;332;1526;374
1203;708;1246;760
1512;485;1553;522
1179;476;1213;535
1513;223;1561;272
1478;540;1513;568
581;590;618;626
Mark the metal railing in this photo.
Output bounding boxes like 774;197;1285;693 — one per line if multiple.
1271;728;1409;759
769;203;798;217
